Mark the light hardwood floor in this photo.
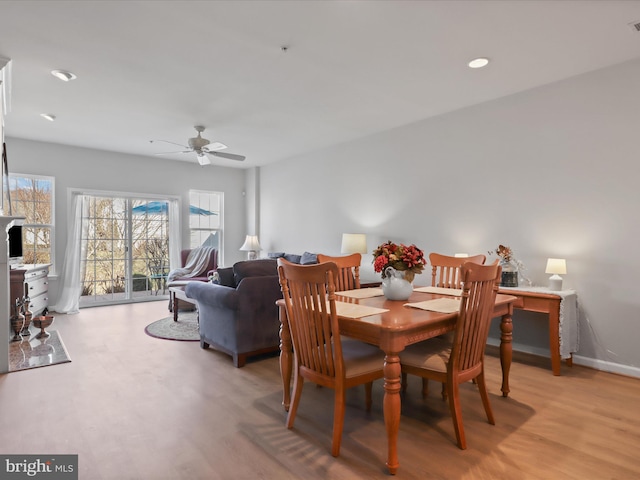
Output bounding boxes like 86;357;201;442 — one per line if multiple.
1;301;639;479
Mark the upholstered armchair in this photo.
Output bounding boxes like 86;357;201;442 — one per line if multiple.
167;248;218;312
175;248;218;282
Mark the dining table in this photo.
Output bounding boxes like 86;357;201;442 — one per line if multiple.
277;286;517;475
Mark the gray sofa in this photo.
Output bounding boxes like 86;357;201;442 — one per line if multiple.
185;259;283;367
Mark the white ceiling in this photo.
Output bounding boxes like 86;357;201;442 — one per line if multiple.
1;1;640;168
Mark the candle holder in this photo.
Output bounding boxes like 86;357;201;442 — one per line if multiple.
21;294;33;337
32;315;55;339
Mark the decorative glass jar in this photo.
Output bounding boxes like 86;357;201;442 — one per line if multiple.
500;260;518;287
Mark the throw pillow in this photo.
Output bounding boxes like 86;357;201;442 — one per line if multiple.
283;253;302;264
216;267;235;288
300;251;318;265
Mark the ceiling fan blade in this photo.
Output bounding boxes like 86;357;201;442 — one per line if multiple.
150;139;189;149
208;151;246;161
154;150;191;155
197;155;211;166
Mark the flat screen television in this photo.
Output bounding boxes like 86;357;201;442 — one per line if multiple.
8;223;24;266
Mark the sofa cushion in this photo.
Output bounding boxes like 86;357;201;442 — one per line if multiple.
233;259;278;285
283;253;302;264
267;252;285;259
300;251;318;265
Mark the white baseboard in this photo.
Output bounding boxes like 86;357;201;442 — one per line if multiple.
486;338;640;379
571;355;640;379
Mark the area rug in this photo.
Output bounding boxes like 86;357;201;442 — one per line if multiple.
144;311;199;341
9;330;72;372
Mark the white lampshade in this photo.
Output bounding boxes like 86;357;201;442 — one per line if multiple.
341;233;367;254
240;235;261;260
545;258;567;275
545;258;566;291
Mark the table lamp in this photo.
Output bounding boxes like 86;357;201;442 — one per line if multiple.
545;258;566;291
240;235;261;260
341;233;367;254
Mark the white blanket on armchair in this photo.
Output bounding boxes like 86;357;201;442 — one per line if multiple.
167;247;214;282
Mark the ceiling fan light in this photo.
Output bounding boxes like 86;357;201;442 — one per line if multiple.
51;69;77;81
197;155;211;166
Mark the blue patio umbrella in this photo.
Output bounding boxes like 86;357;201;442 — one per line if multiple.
131;201;216;216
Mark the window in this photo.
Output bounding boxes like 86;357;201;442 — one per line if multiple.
189;190;222;259
7;174;55;267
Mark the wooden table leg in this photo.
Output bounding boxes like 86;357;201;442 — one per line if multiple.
383;351;401;475
548;300;562;376
172;291;178;322
279;304;292;412
500;309;513;397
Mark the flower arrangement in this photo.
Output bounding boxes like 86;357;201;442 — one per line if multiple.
372;241;426;282
492;244;514;263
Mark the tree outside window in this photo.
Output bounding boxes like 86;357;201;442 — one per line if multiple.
7;174;54;267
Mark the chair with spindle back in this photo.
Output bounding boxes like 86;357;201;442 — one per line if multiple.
400;262;502;449
316;253;362;291
430;252;486;289
277;258;384;457
403;252;487;396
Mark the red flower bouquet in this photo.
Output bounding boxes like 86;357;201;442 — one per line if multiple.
372;241;426;282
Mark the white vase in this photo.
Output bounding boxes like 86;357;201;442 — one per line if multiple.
381;267;414;301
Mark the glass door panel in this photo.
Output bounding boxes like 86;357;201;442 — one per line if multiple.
80;195;170;306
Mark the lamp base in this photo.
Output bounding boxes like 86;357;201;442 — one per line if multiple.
548;274;563;291
247;251;258;260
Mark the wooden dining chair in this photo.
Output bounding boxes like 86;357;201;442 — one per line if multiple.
316;253;362;291
430;252;486;289
402;252;487;397
400;261;502;449
277;258;384;457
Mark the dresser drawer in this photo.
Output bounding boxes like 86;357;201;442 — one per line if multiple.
27;276;49;298
29;293;49;317
24;267;49;281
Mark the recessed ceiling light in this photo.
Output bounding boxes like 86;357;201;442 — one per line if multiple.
40;113;56;121
468;57;490;69
51;69;77;81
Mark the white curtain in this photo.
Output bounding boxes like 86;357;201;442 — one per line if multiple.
168;198;181;270
50;193;88;314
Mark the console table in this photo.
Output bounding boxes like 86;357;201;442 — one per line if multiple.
498;286;578;375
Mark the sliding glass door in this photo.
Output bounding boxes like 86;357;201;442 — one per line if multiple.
80;195;171;307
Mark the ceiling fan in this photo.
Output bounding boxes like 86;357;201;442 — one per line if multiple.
150;126;246;165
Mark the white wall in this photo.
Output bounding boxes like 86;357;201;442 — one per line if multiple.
6;138;248;303
260;58;640;377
